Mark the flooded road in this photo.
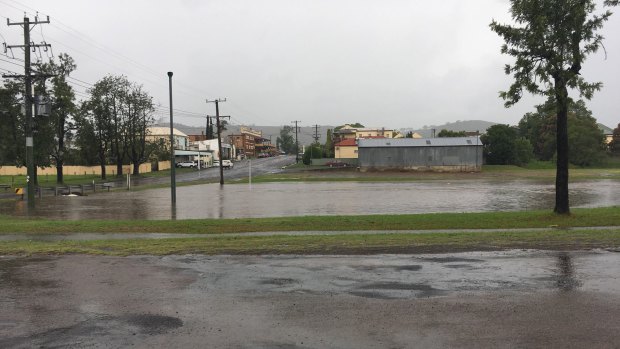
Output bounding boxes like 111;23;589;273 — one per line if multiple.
1;250;620;348
1;178;619;219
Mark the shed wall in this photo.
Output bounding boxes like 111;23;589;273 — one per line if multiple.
359;145;482;172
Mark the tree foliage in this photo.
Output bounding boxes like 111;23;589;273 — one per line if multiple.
0;81;24;166
277;126;295;154
610;123;620;155
437;129;467;137
302;144;323;165
490;0;618;214
81;75;155;178
334;123;364;131
481;124;532;166
324;129;334;158
36;53;77;183
519;98;606;166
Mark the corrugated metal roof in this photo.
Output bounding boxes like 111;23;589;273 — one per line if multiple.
358;137;481;148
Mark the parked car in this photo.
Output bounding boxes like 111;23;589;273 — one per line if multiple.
222;160;234;169
325;161;349;168
176;161;196;168
212;160;220;167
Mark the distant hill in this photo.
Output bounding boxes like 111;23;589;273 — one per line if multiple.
160;120;500;145
401;120;498;137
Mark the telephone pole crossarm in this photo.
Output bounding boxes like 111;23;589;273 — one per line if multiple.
7;15;50;26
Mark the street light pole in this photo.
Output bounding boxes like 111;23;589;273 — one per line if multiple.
168;72;176;204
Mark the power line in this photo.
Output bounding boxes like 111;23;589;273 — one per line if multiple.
0;2;237;127
0;57;23;68
0;1;209;104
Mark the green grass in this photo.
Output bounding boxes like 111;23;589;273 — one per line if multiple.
239;165;620;184
1;206;619;235
1;228;619;256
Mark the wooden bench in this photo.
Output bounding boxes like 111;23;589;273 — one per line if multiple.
0;184;10;191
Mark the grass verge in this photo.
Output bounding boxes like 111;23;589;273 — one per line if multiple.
242;166;620;183
1;229;619;256
0;206;619;234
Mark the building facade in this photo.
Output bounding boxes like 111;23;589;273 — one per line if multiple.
334;138;358;159
146;126;189;150
333;124;401;144
229;126;264;158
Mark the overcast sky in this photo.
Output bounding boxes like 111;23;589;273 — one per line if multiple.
1;0;619;130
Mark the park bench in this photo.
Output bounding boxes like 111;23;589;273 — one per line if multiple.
0;184;10;191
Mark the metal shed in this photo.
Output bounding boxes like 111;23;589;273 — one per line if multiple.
358;137;483;172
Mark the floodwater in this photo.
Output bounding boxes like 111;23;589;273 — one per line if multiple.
1;179;619;220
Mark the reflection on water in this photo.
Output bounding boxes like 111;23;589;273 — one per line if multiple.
1;179;618;220
557;252;581;291
171;204;177;221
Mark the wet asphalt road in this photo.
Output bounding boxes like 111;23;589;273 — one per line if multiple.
140;155;296;185
2;250;620;348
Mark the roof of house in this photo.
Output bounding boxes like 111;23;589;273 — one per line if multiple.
334;139;358;147
147;126;188;137
356;128;394;132
358;137;482;148
333;128;357;134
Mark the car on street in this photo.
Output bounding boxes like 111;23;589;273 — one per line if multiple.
222;160;234;169
176;161;196;168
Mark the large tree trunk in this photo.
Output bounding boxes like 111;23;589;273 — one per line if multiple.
116;154;123;177
100;162;106;180
98;130;107;180
56;119;65;184
56;161;63;184
554;81;570;215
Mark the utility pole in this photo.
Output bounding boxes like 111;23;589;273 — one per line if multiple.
206;98;229;185
313;124;321;144
292;121;301;163
3;15;52;209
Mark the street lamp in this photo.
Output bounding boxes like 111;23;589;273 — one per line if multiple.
168;72;176;205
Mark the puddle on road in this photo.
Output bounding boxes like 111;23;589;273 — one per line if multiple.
172;250;620;300
556;252;582;291
1;179;619;219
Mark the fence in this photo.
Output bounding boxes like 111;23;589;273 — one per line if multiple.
0;161;171;176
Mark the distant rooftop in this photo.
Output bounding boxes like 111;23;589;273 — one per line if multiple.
147;126;188;137
334;139;357;147
358;137;481;148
